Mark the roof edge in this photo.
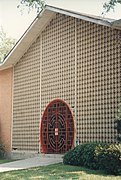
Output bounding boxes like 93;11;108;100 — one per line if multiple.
111;19;121;30
0;8;55;70
1;5;120;71
46;5;112;27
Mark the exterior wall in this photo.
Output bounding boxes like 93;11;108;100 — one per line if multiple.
0;68;13;152
41;14;75;127
13;38;40;152
41;14;121;145
41;13;76;152
76;20;121;143
12;12;121;152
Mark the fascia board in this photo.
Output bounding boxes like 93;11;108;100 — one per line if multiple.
111;19;121;30
0;9;55;70
46;6;112;27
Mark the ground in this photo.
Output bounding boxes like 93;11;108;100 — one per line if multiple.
0;163;120;180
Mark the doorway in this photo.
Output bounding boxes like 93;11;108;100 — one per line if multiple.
40;99;74;154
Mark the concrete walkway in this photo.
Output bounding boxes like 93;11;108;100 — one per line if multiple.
0;156;63;172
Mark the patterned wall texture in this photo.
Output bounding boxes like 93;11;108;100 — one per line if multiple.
41;13;75;119
13;12;121;152
76;20;121;143
13;37;41;151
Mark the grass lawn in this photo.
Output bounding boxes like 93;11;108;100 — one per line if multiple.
0;163;120;180
0;159;16;164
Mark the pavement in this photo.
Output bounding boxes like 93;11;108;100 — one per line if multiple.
0;156;63;172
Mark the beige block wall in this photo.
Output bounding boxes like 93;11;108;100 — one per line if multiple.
12;12;121;152
41;13;75;121
13;13;76;152
76;20;121;143
13;37;40;152
0;68;13;152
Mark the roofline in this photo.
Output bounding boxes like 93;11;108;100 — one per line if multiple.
1;9;43;65
46;5;112;27
0;7;55;70
0;9;42;69
0;5;120;70
111;19;121;30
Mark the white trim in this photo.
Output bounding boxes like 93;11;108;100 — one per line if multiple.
39;34;42;153
11;66;14;151
74;18;77;147
112;19;121;30
46;6;112;27
0;10;55;71
0;5;119;71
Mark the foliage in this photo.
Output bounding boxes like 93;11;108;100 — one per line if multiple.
0;163;121;180
63;143;121;175
103;0;121;14
115;103;121;142
0;143;5;158
18;0;45;13
0;27;16;63
63;144;87;166
63;143;102;170
80;143;101;170
96;143;121;175
18;0;121;14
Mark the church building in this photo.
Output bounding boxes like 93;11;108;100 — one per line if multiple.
0;5;121;156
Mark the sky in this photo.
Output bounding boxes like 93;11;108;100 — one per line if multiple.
0;0;121;40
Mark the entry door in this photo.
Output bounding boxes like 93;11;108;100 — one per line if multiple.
40;99;74;154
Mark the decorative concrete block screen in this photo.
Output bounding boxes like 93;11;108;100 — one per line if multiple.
76;20;121;143
41;13;75;119
13;12;121;152
13;37;40;151
41;14;75;153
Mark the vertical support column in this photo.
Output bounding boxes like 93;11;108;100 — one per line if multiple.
11;67;14;151
39;35;42;153
74;18;77;146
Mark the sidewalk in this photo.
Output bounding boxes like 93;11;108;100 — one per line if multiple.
0;156;63;172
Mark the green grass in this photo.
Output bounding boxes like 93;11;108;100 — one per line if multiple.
0;163;120;180
0;159;16;164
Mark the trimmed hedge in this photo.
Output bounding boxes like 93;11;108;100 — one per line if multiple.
63;143;121;175
63;144;87;166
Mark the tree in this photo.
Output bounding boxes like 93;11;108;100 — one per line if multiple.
18;0;45;13
103;0;121;14
19;0;121;14
0;27;16;63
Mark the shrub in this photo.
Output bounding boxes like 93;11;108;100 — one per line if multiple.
63;143;121;175
63;144;87;166
64;143;104;170
95;143;121;175
0;143;5;158
115;103;121;142
80;143;100;170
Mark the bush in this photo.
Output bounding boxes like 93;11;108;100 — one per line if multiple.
63;144;87;166
115;103;121;142
0;143;5;158
63;143;121;175
95;143;121;175
80;143;100;170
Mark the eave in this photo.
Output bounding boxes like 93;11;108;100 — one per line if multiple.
0;5;120;71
